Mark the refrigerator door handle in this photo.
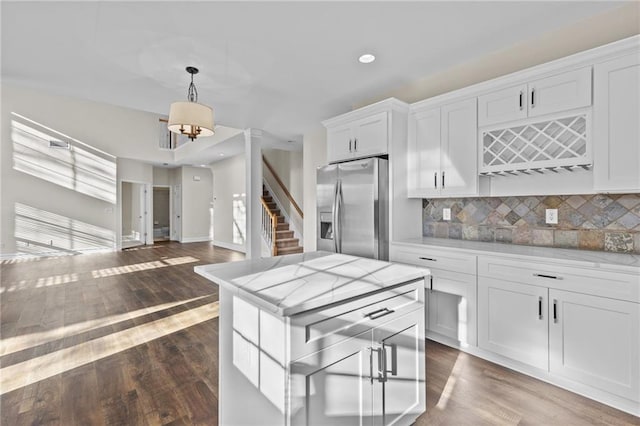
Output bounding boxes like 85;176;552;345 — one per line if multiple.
336;179;343;253
332;180;339;253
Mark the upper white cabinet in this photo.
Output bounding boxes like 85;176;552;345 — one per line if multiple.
408;97;478;198
478;67;592;127
593;53;640;193
326;111;388;163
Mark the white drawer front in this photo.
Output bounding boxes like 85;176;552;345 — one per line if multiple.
391;244;476;275
289;280;425;361
478;255;640;303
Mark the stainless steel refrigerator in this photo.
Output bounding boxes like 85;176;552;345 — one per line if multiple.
316;157;389;260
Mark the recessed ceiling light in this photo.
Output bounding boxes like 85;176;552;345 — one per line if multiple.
358;53;375;64
219;153;225;156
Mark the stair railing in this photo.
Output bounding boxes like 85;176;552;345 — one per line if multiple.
260;196;278;256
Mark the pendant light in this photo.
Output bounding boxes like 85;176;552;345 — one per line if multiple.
168;66;214;141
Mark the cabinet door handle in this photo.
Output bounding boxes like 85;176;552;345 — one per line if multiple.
538;297;543;320
442;171;445;189
531;88;536;108
364;307;394;320
533;273;562;280
429;275;434;292
383;343;397;378
378;346;386;383
519;90;524;110
434;172;438;189
419;256;437;262
349;139;352;152
553;299;558;323
354;138;357;151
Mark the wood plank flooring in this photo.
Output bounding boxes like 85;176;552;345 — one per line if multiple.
1;242;638;425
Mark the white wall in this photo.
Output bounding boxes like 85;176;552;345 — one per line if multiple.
263;148;304;237
356;3;640;108
3;84;172;163
302;126;327;251
180;166;213;243
211;154;246;251
153;166;171;186
1;88;121;256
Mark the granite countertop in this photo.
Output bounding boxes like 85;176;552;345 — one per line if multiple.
393;237;640;271
194;251;430;317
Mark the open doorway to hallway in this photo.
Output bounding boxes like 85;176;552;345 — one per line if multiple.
153;186;170;242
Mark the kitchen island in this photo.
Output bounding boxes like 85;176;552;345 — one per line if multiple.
195;251;430;426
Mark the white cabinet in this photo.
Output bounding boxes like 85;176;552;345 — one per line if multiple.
291;308;424;426
390;243;477;347
326;111;388;163
219;277;426;426
477;253;640;406
478;67;592;127
478;277;548;370
549;289;640;401
593;53;640;192
407;97;478;198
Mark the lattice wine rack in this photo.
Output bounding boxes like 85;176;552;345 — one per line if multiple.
480;114;591;176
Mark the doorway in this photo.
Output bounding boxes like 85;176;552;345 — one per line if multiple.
153;186;171;242
121;181;147;249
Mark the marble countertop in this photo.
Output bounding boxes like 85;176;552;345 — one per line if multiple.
194;251;430;317
393;237;640;271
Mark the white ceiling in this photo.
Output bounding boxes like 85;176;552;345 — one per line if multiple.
1;1;626;147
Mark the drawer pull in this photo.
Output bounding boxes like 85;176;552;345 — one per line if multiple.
419;257;437;262
364;307;394;320
533;273;561;280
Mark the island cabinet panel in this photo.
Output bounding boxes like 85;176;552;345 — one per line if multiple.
290;309;424;426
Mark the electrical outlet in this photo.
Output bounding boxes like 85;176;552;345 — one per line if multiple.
443;208;451;221
546;209;558;224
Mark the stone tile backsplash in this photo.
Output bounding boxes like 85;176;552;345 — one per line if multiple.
422;194;640;253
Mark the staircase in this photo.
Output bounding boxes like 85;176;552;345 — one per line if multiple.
262;186;303;255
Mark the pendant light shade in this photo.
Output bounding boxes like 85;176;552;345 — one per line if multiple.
168;67;214;141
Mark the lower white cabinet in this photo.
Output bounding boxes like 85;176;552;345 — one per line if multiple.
477;254;640;409
478;277;548;370
549;289;640;401
290;309;425;426
390;243;477;347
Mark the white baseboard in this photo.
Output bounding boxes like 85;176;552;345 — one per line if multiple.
212;240;246;253
180;236;212;243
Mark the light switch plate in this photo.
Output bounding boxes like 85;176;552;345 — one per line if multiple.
546;209;558;224
443;208;451;221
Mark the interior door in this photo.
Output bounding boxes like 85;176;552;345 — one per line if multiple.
121;181;146;248
338;158;376;259
372;310;425;426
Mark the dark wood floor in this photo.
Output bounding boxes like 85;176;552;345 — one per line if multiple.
1;242;638;425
